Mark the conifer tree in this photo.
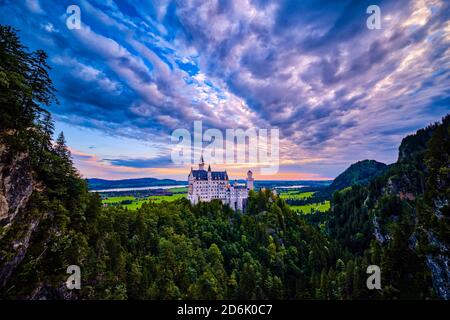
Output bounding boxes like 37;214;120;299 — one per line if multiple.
55;131;72;165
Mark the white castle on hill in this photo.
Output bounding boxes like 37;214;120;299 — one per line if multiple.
187;156;254;211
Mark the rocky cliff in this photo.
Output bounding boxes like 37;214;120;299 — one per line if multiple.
0;142;40;289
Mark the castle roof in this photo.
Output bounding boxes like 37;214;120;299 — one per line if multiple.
191;170;228;181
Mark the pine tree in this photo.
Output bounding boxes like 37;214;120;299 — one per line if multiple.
55;131;72;165
28;49;56;107
0;25;31;132
0;26;56;142
35;112;54;165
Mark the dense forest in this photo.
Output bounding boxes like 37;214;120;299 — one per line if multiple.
0;26;449;299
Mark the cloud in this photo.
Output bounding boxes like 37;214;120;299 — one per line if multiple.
41;22;57;33
1;0;448;179
25;0;45;14
104;155;174;168
175;0;449;161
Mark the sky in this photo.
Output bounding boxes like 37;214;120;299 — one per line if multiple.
1;0;449;181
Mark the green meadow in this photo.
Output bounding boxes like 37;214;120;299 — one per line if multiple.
168;187;188;193
278;190;330;214
147;193;186;203
102;196;135;204
290;201;330;214
102;193;186;210
279;190;315;200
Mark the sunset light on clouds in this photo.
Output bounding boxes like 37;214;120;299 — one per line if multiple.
1;0;449;180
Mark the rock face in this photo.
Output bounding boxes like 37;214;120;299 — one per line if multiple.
29;282;79;300
0;141;74;299
426;253;450;300
0;144;35;227
426;228;450;299
0;143;38;289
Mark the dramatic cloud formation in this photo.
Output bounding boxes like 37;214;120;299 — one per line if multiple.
1;0;449;179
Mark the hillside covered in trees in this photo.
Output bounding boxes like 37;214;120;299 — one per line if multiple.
328;160;388;192
328;115;450;299
0;25;449;300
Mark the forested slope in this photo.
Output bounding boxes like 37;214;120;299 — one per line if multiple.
328;115;450;299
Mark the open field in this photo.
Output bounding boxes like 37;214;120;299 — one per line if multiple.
147;193;186;203
102;193;186;210
289;201;330;214
102;196;135;204
279;191;315;200
167;187;188;193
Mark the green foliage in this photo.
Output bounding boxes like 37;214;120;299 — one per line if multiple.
5;186;360;299
0;25;89;298
327;114;450;299
279;191;315;200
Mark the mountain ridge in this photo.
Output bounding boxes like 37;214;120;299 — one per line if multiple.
328;159;388;192
87;177;185;190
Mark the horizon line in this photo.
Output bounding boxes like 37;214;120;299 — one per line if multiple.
83;176;334;181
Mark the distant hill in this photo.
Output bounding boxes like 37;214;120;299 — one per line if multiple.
88;178;332;191
255;180;331;190
328;160;388;192
87;177;185;190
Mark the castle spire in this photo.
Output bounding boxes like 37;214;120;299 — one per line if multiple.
199;153;205;170
208;164;211;171
246;170;254;190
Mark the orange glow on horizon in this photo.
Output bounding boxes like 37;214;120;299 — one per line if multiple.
70;148;332;181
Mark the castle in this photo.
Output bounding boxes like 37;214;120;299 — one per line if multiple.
187;156;254;211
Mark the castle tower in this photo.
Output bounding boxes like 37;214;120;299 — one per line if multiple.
188;167;194;192
207;164;212;180
246;170;254;190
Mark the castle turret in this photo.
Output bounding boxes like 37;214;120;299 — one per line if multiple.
207;164;212;180
246;170;254;190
